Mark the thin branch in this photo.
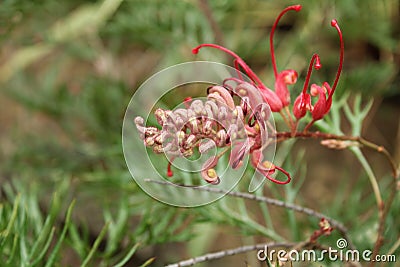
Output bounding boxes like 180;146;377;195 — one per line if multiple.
370;174;399;265
274;131;399;178
144;179;353;249
273;130;400;264
164;242;294;267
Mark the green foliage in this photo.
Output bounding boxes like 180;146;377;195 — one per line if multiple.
0;0;399;266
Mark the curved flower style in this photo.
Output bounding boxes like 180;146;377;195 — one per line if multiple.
293;19;344;131
135;4;344;186
135;83;290;185
193;7;344;133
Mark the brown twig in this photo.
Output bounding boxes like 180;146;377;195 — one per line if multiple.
163;242;294;267
274;131;399;178
370;172;399;266
273;130;399;265
144;179;353;249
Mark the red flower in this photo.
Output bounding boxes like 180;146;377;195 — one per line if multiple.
293;54;321;120
192;5;304;114
250;150;291;185
137;4;345;186
275;70;298;107
270;5;301;108
294;19;344;128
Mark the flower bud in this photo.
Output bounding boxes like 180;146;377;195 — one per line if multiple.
275;69;298;107
145;136;155;146
155;108;168;126
199;139;216;154
190;100;204;115
203;120;213;135
216;129;227;147
201;156;220;184
208;85;235;109
184;134;196;149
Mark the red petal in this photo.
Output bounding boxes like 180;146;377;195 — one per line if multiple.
275;70;298;107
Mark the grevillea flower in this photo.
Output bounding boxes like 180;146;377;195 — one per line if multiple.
135;4;344;186
293;19;344;128
293;53;321;120
193;6;343;133
193;5;302;113
135;82;291;185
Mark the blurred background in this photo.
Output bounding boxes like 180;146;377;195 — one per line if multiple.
0;0;399;266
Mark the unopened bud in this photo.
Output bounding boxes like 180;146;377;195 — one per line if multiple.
184;134;196;149
189;117;199;133
177;131;185;144
155;108;168;126
153;145;163;153
199;139;216;154
216;129;227;147
190;100;204;115
182;148;193;157
154;134;164;144
203;120;213;135
144;127;159;138
218;106;227;121
145;136;155;146
208;92;226;105
320;139;354;150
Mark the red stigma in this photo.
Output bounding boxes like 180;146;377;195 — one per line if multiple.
270;5;302;78
167;161;173;177
192;48;200;54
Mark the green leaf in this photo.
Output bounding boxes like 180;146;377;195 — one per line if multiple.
81;222;110;267
44;200;76;267
111;243;140;267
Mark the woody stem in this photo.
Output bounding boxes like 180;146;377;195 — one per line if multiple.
303;120;316;133
274;131;398;178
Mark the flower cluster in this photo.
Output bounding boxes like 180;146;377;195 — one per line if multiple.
134;4;343;186
135;84;290;185
192;5;343;133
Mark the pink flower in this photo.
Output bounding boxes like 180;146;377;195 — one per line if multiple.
275;70;298;107
201;156;220;184
192;5;303;113
250;150;291;185
136;5;345;186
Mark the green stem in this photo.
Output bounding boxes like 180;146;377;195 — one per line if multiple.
350;147;383;209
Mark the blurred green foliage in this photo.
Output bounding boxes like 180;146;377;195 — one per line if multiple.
0;0;399;266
